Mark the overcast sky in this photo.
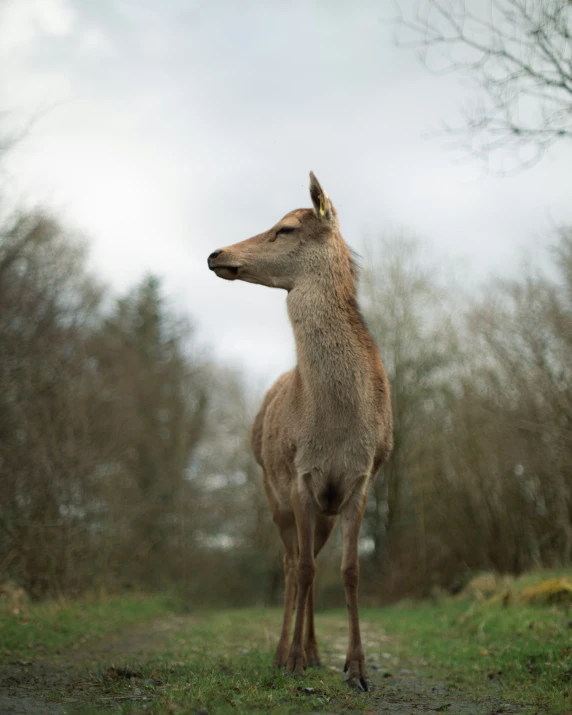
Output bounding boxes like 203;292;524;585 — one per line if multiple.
1;0;571;383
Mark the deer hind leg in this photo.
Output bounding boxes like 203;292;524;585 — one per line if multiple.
304;515;337;667
340;491;371;692
272;511;298;668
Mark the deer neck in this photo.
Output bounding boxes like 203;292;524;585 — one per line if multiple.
286;263;372;411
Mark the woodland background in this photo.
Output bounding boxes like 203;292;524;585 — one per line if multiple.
2;172;570;605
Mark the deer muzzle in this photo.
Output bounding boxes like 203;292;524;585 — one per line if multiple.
208;250;240;281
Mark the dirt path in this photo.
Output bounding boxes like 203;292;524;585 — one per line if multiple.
0;615;532;715
0;614;191;715
366;677;529;714
320;621;530;715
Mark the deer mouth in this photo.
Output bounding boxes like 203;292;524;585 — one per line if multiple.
211;265;240;281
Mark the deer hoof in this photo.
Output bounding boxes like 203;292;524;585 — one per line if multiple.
285;650;305;674
273;649;288;668
344;659;372;692
347;675;373;692
304;644;322;668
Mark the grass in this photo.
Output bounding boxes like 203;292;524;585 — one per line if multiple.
370;599;572;712
2;579;572;713
0;592;178;661
64;610;375;714
61;605;572;713
138;610;373;713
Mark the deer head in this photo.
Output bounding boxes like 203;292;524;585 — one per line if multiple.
207;172;340;291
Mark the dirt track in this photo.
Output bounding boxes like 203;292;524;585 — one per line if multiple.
0;615;532;714
0;614;188;714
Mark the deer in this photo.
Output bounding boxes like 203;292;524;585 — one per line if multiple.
207;172;393;691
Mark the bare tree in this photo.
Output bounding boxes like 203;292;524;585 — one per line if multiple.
394;0;572;170
88;275;209;590
358;227;572;596
360;231;463;597
0;214;213;597
462;231;572;568
0;212;103;597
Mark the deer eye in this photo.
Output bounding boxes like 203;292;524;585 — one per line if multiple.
276;226;295;236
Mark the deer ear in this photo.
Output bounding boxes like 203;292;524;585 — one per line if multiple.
309;171;334;223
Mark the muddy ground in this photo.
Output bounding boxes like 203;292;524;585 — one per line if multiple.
0;615;534;715
0;615;188;715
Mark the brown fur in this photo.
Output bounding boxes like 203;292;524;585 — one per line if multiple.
208;173;393;690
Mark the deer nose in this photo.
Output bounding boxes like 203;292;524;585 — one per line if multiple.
208;250;222;266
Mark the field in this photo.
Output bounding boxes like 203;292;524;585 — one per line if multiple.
1;576;572;714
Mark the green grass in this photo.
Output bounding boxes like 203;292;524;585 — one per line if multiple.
166;610;367;711
80;609;375;714
368;599;572;713
2;588;572;713
69;604;572;713
82;603;572;714
0;593;178;661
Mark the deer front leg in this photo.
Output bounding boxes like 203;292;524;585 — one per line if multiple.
266;488;298;668
274;545;297;667
286;491;315;674
304;583;320;667
304;514;337;667
341;492;371;692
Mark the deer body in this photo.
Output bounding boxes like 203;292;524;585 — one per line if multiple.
208;174;392;691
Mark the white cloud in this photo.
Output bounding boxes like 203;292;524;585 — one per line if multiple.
0;0;74;53
79;28;114;57
2;0;572;379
